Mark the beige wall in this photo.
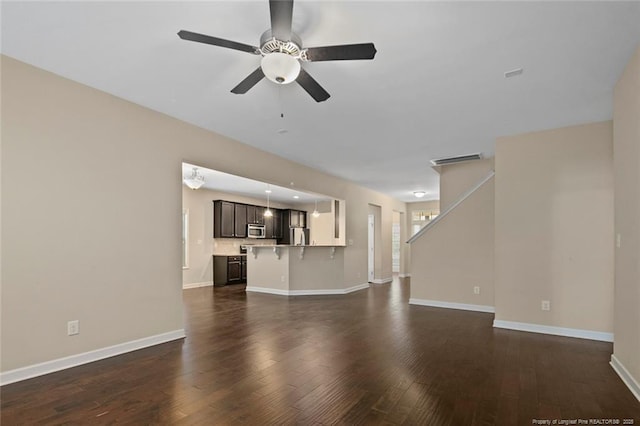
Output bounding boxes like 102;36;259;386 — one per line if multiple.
439;159;494;208
409;161;494;308
1;56;405;373
613;45;640;391
494;121;614;333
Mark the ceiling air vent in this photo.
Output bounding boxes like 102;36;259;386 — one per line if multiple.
430;153;483;166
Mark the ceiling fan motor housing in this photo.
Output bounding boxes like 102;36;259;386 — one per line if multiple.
259;30;305;84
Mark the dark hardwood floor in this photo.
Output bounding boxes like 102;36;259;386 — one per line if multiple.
2;278;639;425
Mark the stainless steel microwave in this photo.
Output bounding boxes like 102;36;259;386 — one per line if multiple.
247;224;266;239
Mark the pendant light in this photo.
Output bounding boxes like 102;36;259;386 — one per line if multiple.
312;200;320;218
264;186;273;217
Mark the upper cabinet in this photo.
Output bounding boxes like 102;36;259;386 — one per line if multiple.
214;200;281;239
265;209;283;239
284;209;307;228
234;203;247;238
213;201;235;238
246;205;265;225
213;200;248;238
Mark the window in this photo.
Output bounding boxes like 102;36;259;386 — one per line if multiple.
392;222;400;273
182;209;189;269
410;209;439;236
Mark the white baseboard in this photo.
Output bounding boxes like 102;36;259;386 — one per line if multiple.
0;329;185;386
493;320;613;342
399;273;411;278
246;283;369;297
343;283;371;293
610;354;640;402
409;298;495;313
371;277;393;284
183;281;213;289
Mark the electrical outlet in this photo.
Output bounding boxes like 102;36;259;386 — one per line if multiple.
67;320;79;336
616;233;621;248
473;286;480;295
280;275;285;282
541;300;551;311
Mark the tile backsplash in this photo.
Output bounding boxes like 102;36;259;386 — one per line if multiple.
213;238;277;255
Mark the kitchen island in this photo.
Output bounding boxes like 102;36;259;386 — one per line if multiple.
245;245;367;296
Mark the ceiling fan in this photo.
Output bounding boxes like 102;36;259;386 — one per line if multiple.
178;0;377;102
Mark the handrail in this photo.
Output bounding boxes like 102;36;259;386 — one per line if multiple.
407;170;495;244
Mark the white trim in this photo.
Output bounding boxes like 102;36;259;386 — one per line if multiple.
245;286;290;296
492;320;613;342
399;273;411;278
182;281;213;289
610;354;640;402
246;283;369;297
409;298;495;313
0;329;186;386
407;171;494;244
371;277;393;284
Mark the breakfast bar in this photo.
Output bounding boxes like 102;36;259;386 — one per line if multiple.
245;245;347;295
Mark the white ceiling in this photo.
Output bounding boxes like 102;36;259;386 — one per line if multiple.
183;162;331;204
2;1;639;202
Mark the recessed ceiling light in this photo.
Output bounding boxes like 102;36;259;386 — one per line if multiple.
413;191;426;198
293;195;299;199
277;128;288;134
504;68;524;78
265;189;272;193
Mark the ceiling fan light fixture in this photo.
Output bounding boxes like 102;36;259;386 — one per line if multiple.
261;52;300;85
184;167;205;190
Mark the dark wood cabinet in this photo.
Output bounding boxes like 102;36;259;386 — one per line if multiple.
213;255;246;286
214;201;235;238
265;208;283;239
234;204;247;238
299;210;306;229
246;205;265;225
215;200;285;239
214;201;248;238
284;209;307;229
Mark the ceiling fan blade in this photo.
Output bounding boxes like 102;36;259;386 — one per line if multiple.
269;0;294;41
178;30;259;54
304;43;377;61
296;68;330;102
231;68;265;94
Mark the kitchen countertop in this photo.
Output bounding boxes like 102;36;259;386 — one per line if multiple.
245;244;346;248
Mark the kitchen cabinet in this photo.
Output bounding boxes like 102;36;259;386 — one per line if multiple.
213;201;248;238
213;201;235;238
215;200;285;239
234;204;247;238
284;209;307;228
246;205;265;225
265;208;283;239
213;255;246;286
299;211;307;229
241;257;247;281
